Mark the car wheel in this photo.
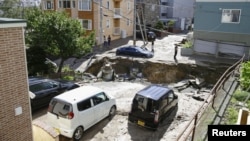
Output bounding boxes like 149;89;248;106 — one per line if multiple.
73;126;83;141
108;106;116;120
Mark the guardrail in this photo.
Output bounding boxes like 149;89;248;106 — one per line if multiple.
176;55;245;141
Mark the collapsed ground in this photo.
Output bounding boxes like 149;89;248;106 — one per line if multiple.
33;35;233;141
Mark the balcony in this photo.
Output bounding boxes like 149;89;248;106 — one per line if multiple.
114;8;122;19
113;27;121;35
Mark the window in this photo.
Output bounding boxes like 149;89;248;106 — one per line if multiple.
81;19;92;30
50;101;72;118
168;92;174;102
77;99;92;111
72;0;76;8
133;95;148;111
107;1;109;9
106;19;110;28
161;2;167;5
44;0;54;10
58;0;71;8
161;13;167;17
127;2;130;11
127;19;130;26
160;95;168;109
93;92;108;105
151;4;155;11
79;0;92;11
221;9;241;23
29;83;44;93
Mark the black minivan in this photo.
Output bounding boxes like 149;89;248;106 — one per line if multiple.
128;84;178;130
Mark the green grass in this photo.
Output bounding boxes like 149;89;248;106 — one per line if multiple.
181;41;193;48
224;88;250;124
225;107;238;124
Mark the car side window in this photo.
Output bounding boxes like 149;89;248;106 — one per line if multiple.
29;83;44;93
42;82;54;89
168;92;174;102
160;94;168;109
77;99;92;111
93;92;108;105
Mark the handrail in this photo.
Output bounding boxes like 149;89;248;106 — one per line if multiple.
176;55;245;141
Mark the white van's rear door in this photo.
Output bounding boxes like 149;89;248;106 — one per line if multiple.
46;100;74;135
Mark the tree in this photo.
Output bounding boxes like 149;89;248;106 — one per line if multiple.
154;21;164;30
0;0;23;18
25;8;95;75
167;20;175;32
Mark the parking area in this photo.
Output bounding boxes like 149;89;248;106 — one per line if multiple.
32;80;212;141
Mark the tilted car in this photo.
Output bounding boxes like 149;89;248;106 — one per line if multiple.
116;45;154;58
128;84;178;130
28;77;80;111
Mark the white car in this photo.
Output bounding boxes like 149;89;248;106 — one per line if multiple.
46;85;116;141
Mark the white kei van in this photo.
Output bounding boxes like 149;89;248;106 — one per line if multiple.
46;85;116;141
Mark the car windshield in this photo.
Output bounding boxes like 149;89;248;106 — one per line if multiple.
139;47;148;51
132;94;157;112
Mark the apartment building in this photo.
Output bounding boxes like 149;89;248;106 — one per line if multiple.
193;0;250;58
136;0;194;31
0;18;33;141
42;0;134;45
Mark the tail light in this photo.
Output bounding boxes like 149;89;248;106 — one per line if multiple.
154;110;159;123
68;112;74;119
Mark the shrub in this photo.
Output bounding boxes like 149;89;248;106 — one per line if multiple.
226;107;238;124
240;61;250;90
181;41;193;48
63;75;74;81
154;21;164;30
233;89;249;102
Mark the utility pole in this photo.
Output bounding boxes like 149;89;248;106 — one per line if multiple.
100;0;103;48
133;0;136;46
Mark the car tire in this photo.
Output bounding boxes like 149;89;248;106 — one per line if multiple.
108;106;116;120
73;126;84;141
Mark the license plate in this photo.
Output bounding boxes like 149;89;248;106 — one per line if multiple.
137;120;145;126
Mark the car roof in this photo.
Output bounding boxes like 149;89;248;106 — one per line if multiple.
136;85;172;101
29;78;57;85
53;86;104;104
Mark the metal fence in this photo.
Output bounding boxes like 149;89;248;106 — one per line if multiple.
176;55;245;141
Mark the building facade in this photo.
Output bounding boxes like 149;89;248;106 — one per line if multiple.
193;0;250;58
136;0;194;31
42;0;134;45
0;18;33;141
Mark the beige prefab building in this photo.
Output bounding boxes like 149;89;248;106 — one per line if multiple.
0;18;33;140
42;0;134;45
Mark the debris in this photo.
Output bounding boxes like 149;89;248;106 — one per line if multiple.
97;63;115;81
97;59;115;81
192;95;205;101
